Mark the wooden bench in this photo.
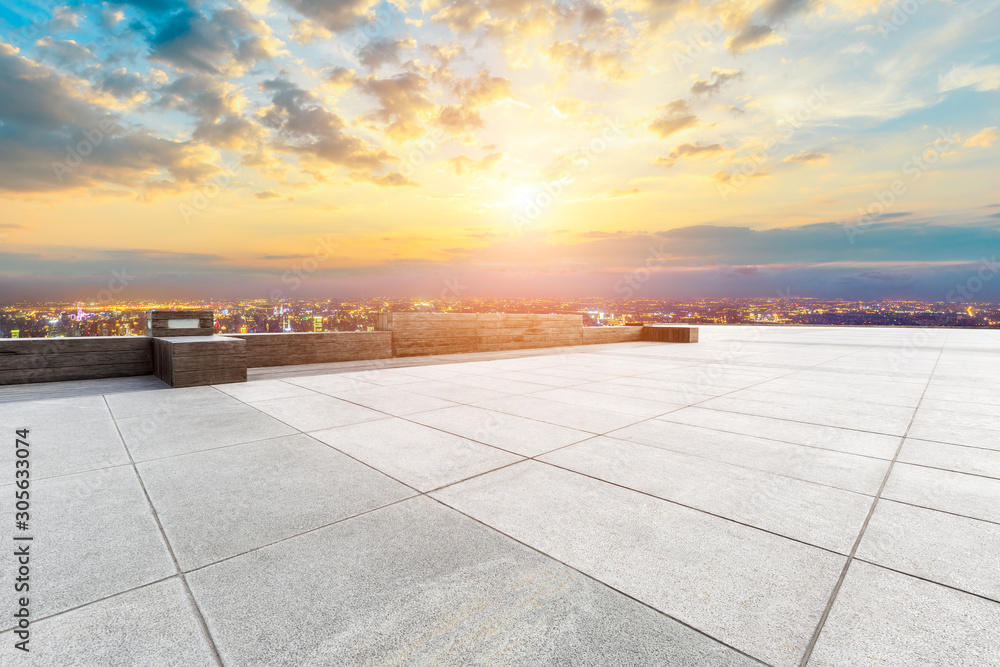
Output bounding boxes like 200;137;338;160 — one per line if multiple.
152;336;247;387
147;310;246;387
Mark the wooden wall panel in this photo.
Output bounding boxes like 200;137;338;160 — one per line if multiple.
224;332;391;367
0;337;153;385
582;326;644;345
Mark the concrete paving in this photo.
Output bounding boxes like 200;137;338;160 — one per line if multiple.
1;325;999;666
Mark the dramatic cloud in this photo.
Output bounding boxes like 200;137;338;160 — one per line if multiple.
281;0;380;33
0;43;216;193
259;78;392;173
148;6;282;74
358;37;417;72
0;0;995;302
356;72;435;141
158;73;264;149
98;68;147;100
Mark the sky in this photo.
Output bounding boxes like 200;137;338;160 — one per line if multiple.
0;0;998;303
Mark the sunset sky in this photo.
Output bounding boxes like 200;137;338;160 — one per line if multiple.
0;0;998;302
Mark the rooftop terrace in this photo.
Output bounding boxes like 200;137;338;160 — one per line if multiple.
2;326;999;666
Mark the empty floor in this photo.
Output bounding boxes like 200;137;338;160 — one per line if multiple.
2;326;999;666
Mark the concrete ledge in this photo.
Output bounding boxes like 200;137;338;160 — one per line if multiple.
0;337;152;385
0;317;700;387
153;336;247;387
223;331;391;368
380;313;587;356
642;325;699;343
583;326;645;345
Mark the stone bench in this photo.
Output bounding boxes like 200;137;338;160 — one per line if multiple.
147;310;246;387
152;335;247;388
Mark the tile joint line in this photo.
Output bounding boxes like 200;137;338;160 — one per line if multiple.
797;333;949;667
102;395;227;667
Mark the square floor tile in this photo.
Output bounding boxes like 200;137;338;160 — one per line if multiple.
212;379;316;403
882;463;1000;524
451;375;552;394
402;380;512;404
809;561;1000;666
116;403;297;462
0;418;129;480
532;387;684;418
697;396;912;435
330;386;459;416
572;380;712;406
408;405;593;457
858;500;1000;600
474;395;646;434
282;373;376;394
138;434;415;570
187;497;759;667
105;386;238;419
898;439;1000;479
311;418;522;491
661;408;902;459
432;461;845;667
607;420;889;495
541;437;872;553
0;578;216;666
0;395;112;426
249;393;386;432
0;466;175;621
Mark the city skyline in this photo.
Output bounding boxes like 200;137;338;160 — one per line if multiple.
1;0;999;302
3;296;997;340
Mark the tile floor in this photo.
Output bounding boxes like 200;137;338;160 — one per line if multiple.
1;326;999;666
